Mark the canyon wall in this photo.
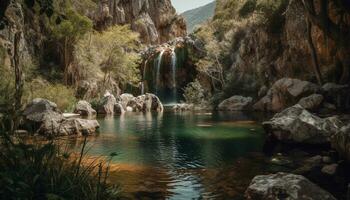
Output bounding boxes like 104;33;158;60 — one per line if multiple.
95;0;187;44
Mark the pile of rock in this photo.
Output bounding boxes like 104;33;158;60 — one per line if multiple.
23;98;99;137
93;92;164;115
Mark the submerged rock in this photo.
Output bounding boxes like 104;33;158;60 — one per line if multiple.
331;125;350;162
74;100;96;117
254;78;320;112
173;103;194;111
245;173;336;200
263;105;343;144
218;96;253;111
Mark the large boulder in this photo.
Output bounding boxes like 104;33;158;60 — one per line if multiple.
97;92;117;115
23;99;99;136
58;118;99;136
331;125;350;162
298;94;324;111
263;105;343;144
74;101;96;117
118;93;135;110
218;96;253;111
254;78;320;112
23;98;61;122
245;173;336;200
142;93;163;112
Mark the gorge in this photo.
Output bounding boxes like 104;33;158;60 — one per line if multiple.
0;0;350;199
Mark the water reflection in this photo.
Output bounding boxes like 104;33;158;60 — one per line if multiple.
69;111;268;199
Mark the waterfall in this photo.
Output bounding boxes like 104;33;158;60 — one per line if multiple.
142;60;148;95
155;49;165;95
171;47;177;102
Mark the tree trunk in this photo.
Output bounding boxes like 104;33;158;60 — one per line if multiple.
306;19;323;85
11;32;23;135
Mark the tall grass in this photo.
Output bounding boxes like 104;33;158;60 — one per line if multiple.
0;128;119;200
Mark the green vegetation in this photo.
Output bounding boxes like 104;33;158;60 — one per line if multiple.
183;79;206;104
74;26;141;90
182;1;216;32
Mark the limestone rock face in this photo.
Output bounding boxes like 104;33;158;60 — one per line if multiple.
245;173;336;200
218;96;253;111
95;0;186;44
331;125;350;162
263;105;343;144
254;78;320;112
74;101;97;117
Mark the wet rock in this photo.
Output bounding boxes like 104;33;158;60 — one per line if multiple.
118;93;135;110
142;93;163;112
331;125;350;162
263;105;343;144
245;173;336;200
298;94;324;111
74;100;96;117
58;118;99;136
218;96;253;111
114;103;125;114
173;103;194;111
254;78;320;112
321;164;338;176
97;92;117;115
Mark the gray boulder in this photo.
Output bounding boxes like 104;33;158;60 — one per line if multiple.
263;105;343;144
118;93;135;110
218;96;253;111
58;118;99;136
245;173;336;200
23;98;99;137
254;78;320;112
331;125;350;162
74;100;96;117
97;92;117;115
142;93;163;112
298;94;324;111
23;98;61;122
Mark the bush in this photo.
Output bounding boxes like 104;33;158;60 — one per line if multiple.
183;79;206;104
25;79;77;112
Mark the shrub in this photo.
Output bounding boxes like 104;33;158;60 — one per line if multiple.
183;79;206;104
25;79;77;112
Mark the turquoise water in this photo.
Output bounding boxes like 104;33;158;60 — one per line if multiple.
76;111;269;199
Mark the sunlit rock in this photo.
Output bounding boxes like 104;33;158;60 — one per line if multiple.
245;173;336;200
74;100;96;117
263;105;343;144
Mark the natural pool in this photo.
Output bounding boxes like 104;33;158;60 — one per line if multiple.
70;111;274;199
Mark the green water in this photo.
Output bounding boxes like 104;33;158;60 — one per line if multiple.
76;111;270;199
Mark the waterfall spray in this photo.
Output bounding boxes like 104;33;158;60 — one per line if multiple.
171;47;177;102
155;49;165;95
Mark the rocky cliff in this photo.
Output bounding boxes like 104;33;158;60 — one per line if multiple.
95;0;187;44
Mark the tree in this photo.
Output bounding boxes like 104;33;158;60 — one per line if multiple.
51;5;92;85
74;25;141;90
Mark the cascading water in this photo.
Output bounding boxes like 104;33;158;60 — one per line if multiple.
155;49;165;95
170;47;177;102
142;60;148;95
